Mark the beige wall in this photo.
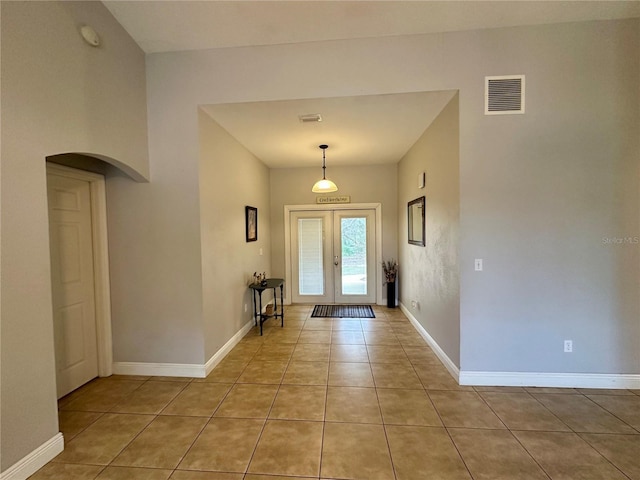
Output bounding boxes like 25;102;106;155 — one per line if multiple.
398;93;460;365
269;164;398;302
147;18;639;377
0;1;148;471
199;111;272;359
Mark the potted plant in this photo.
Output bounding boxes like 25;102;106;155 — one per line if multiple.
382;260;398;308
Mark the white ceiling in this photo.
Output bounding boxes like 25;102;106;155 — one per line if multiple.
103;1;640;168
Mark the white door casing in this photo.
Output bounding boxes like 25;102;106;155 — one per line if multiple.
285;203;382;305
46;164;112;397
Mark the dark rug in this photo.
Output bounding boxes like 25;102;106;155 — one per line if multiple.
311;305;375;318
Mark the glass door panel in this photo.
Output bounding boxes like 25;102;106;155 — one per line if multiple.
334;210;376;304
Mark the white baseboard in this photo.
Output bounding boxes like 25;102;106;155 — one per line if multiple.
0;433;63;480
399;302;460;381
459;371;640;389
112;361;207;378
204;319;255;376
112;318;256;379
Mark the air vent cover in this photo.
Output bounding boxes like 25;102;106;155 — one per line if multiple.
485;75;525;115
298;113;323;123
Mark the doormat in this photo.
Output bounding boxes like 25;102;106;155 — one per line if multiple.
311;305;375;318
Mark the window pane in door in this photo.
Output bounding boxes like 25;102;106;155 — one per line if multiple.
341;217;367;295
298;218;324;295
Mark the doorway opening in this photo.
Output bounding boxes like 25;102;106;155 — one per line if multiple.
284;203;382;305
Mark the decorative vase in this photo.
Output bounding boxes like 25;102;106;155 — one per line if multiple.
386;281;396;308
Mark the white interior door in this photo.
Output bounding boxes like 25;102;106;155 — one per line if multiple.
290;209;376;304
47;171;99;398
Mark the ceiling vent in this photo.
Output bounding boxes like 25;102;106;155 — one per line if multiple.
485;75;525;115
298;113;323;123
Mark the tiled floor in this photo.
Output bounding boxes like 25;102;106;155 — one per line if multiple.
32;305;640;479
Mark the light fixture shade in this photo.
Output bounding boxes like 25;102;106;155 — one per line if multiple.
312;144;338;193
312;178;338;193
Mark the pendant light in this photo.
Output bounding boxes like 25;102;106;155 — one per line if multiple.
312;144;338;193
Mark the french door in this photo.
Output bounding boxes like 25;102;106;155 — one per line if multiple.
291;209;376;304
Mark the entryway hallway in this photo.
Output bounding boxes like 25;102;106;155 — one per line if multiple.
33;306;640;479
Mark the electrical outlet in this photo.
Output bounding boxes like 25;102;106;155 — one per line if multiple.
244;303;248;313
411;300;417;308
475;259;483;271
564;340;573;353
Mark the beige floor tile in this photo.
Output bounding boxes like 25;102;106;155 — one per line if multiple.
449;428;548;479
331;330;366;345
236;360;288;384
252;344;295;361
533;393;636;433
245;476;315;480
363;331;400;345
263;328;301;344
377;388;442;426
112;415;207;468
367;345;410;364
298;330;332;343
473;386;527;393
57;410;103;441
321;422;395;480
587;394;640;430
578;388;636;396
170;471;243;480
386;425;471;480
429;391;505;429
302;319;333;331
514;431;628;480
330;344;369;362
282;361;329;385
292;343;331;362
414;363;471;391
178;417;264;473
54;413;154;465
525;387;579;395
269;385;327;421
248;420;323;477
95;466;173;479
402;346;440;364
328;362;374;387
332;319;363;330
110;381;185;414
361;320;393;332
60;379;144;412
150;376;194;383
480;392;570;431
371;363;422;388
581;433;640;479
29;463;104;480
195;360;247;383
214;383;278;418
161;383;232;417
325;386;382;423
395;332;427;347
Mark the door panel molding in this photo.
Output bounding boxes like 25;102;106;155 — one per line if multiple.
47;163;112;383
284;203;382;305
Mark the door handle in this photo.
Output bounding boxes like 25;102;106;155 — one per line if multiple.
334;255;339;266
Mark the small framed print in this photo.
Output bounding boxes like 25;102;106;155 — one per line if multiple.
245;206;257;242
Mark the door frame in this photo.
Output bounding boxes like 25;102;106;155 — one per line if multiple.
284;203;382;305
46;163;113;378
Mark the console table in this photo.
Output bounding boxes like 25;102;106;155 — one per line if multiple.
249;278;284;335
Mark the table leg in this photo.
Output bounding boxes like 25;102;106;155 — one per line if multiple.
252;290;258;327
258;291;264;335
280;284;284;327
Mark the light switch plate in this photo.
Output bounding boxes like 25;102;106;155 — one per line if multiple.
474;259;483;271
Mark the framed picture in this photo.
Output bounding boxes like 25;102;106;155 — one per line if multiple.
408;196;425;246
245;206;257;242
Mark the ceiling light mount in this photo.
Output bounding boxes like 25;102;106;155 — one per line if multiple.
312;144;338;193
